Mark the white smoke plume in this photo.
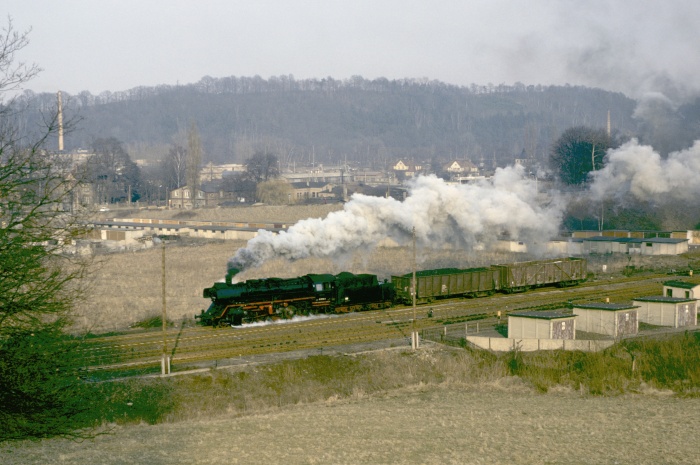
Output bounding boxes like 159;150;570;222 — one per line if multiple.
589;138;700;203
228;166;566;272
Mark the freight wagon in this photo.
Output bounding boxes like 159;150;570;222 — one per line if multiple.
392;257;587;304
494;257;587;293
392;267;500;304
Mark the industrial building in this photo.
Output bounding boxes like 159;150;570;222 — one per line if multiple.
663;280;700;299
507;310;576;340
632;296;697;328
573;303;639;337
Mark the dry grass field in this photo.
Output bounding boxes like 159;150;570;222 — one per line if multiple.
77;205;534;332
7;205;695;462
76;204;699;333
3;375;698;465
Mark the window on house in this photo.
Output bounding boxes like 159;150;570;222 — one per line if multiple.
686;291;690;298
667;289;673;297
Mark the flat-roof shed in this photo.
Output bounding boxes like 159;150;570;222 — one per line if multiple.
632;296;697;328
663;280;700;300
508;311;576;340
573;303;639;337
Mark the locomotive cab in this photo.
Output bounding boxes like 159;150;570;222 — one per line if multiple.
308;273;336;302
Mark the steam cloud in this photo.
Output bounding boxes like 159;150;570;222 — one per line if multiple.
229;166;566;273
589;138;700;203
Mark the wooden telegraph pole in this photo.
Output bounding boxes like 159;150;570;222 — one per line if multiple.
412;227;419;349
161;240;170;375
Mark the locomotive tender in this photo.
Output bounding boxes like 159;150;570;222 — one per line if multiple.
196;268;396;326
197;257;587;326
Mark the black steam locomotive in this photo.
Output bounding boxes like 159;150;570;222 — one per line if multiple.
196;268;396;326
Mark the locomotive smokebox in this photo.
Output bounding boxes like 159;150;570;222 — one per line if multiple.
226;267;240;285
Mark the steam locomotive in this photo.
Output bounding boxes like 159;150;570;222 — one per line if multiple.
196;268;396;327
197;257;587;327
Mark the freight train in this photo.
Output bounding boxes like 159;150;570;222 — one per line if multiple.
197;257;587;326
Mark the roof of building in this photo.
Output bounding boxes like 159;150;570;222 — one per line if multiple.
583;236;688;244
663;280;700;289
633;296;697;303
509;310;576;320
573;303;639;311
290;181;333;189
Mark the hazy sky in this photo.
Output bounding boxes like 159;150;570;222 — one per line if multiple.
4;0;700;100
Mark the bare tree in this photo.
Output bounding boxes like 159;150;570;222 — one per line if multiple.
162;143;187;189
0;18;94;442
244;151;279;183
186;121;202;206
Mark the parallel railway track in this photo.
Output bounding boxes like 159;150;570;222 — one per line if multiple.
79;273;674;373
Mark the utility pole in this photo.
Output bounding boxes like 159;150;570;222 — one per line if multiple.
161;240;170;375
411;227;419;349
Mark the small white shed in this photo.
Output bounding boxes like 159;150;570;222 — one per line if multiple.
573;303;639;337
632;296;697;328
663;280;700;300
508;311;576;340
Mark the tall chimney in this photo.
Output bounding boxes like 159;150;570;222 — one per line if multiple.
57;91;64;151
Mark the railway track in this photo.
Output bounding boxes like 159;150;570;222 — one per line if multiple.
78;273;674;373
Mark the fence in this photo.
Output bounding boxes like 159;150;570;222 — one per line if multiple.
422;321;492;345
422;322;615;352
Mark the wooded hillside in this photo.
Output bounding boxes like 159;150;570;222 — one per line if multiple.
18;76;645;167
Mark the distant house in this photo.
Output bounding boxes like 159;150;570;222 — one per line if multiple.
443;160;478;175
290;181;335;201
392;159;423;178
169;182;237;208
169;186;206;209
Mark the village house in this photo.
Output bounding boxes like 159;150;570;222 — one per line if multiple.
443;160;479;176
392;160;423;178
290;181;335;201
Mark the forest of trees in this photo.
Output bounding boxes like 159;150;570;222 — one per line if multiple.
14;75;652;170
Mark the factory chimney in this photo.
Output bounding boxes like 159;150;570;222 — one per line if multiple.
57;91;64;152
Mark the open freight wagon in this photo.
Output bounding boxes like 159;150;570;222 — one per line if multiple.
495;257;587;292
391;257;587;304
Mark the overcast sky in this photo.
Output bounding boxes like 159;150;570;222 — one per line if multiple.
4;0;700;101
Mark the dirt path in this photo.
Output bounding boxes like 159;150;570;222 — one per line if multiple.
3;382;698;465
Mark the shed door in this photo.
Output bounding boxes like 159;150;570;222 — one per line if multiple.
617;311;637;336
551;320;574;340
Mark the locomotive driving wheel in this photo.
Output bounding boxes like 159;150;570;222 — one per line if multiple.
279;304;297;319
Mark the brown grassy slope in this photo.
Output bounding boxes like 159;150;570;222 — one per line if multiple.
4;381;697;465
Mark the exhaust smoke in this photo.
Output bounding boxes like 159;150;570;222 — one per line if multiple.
228;166;566;273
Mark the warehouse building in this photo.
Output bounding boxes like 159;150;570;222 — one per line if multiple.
632;296;697;328
508;311;576;340
573;303;639;337
582;237;689;255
